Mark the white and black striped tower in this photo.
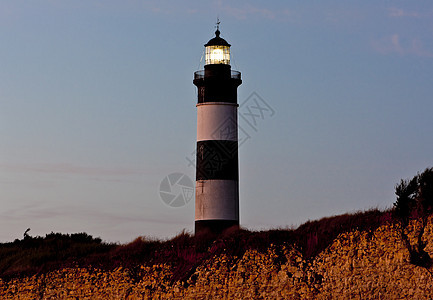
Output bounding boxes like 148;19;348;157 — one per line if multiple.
193;24;242;234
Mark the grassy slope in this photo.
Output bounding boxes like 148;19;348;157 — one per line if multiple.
0;208;393;282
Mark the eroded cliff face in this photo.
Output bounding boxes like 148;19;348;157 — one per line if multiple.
1;218;433;299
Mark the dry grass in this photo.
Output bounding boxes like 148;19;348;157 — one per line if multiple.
0;208;395;282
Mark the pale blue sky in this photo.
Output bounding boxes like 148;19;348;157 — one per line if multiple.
1;1;432;243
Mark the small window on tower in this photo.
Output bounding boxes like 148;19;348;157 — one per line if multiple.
198;86;205;102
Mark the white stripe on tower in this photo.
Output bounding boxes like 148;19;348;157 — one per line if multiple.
197;102;238;142
195;180;239;220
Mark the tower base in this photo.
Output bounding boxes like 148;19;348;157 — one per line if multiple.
195;219;239;235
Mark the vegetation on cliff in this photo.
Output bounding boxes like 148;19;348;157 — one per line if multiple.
0;209;392;282
394;167;433;267
1;167;431;282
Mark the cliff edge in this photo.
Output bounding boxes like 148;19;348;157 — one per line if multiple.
1;215;433;299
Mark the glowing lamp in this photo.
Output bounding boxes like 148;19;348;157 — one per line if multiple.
206;45;230;65
204;29;231;65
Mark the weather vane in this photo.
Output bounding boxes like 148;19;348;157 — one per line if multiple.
216;17;220;31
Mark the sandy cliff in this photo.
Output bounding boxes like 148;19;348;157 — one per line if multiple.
1;217;433;299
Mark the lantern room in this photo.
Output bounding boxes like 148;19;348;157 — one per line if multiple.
205;29;231;65
193;24;241;104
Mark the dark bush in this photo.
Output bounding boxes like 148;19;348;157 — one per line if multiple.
0;232;114;280
393;167;433;268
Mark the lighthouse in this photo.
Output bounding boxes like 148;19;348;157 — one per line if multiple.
193;24;242;234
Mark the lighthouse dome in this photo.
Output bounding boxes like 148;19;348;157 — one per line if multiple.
205;29;231;47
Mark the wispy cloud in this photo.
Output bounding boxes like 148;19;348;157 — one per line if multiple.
0;204;184;226
220;4;275;20
0;163;146;186
388;7;421;18
371;34;433;58
144;1;200;16
217;2;293;21
0;163;143;177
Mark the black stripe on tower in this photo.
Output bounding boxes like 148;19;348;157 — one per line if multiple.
196;140;238;181
195;220;239;235
193;64;242;104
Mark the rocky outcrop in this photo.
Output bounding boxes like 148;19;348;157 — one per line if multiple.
1;218;433;299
